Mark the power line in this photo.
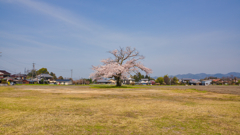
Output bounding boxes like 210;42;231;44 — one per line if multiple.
0;58;28;67
0;65;18;74
1;54;70;71
2;55;32;65
35;63;70;71
1;53;73;76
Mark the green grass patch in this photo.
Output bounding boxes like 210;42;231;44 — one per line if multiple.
189;88;207;93
172;89;207;93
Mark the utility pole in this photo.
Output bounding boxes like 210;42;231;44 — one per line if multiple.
32;63;34;80
32;63;37;83
71;69;72;79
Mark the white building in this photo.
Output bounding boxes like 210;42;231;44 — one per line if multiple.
55;79;73;85
202;80;212;86
122;78;135;84
138;78;151;85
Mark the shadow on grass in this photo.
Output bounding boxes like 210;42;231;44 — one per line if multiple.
90;85;138;89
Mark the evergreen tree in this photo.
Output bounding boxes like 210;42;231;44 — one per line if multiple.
164;75;170;85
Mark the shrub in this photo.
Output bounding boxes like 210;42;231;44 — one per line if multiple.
1;79;7;84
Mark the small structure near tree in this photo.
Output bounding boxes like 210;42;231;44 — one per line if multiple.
202;80;212;86
96;80;112;84
55;79;72;85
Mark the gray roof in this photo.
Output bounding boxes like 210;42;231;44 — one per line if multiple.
182;78;192;81
123;78;135;81
26;79;37;82
189;80;201;83
97;80;111;83
56;79;72;82
37;74;53;78
202;80;212;82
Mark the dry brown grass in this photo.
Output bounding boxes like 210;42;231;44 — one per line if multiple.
0;85;240;134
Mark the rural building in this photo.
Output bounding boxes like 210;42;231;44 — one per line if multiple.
181;78;192;84
37;74;53;84
4;77;13;82
11;74;27;80
13;79;23;84
122;78;135;84
37;74;53;80
22;80;30;84
108;79;116;84
56;79;72;85
137;78;151;85
96;80;112;84
202;80;212;86
189;79;201;85
0;70;11;79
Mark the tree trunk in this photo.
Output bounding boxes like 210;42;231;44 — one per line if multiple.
116;77;121;86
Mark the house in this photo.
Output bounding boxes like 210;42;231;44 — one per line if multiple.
211;79;221;85
181;78;192;84
0;70;11;79
55;79;72;85
96;80;112;84
108;79;116;84
202;80;212;86
11;74;27;80
122;78;135;84
37;74;53;80
189;79;201;85
13;79;23;84
37;74;53;84
137;78;151;85
22;80;30;84
4;77;14;82
149;80;155;85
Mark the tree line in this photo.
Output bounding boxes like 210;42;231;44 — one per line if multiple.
27;68;63;80
155;75;178;85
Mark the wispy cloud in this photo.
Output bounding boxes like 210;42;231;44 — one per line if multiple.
3;0;237;51
3;0;158;49
13;0;96;32
0;31;68;51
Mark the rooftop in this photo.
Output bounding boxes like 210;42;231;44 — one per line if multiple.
97;80;111;83
56;79;72;82
37;74;53;78
0;70;11;75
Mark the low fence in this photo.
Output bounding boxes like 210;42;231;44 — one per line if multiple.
0;84;8;86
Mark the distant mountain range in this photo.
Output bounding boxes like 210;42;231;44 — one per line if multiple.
153;72;240;79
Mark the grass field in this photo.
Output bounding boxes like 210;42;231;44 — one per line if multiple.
0;85;240;134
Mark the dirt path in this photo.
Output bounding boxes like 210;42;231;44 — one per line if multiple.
12;85;240;95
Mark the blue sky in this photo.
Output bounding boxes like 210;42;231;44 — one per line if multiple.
0;0;239;79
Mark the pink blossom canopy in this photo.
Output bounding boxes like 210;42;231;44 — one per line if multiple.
90;47;152;81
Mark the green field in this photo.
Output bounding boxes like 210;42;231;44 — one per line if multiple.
0;86;240;134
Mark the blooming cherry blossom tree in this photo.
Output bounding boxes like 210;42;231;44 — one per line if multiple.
90;47;152;86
